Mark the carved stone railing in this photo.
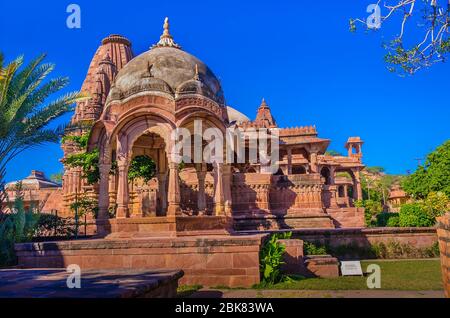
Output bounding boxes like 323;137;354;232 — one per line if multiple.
232;173;323;215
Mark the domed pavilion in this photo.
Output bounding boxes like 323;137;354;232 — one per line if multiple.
61;18;366;237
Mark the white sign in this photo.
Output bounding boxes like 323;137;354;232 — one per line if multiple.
340;261;363;276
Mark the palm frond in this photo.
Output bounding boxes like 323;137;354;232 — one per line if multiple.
23;91;83;134
0;56;23;108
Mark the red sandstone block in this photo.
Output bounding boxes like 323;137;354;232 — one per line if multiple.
229;275;259;288
166;253;207;270
232;253;259;269
245;268;261;276
131;255;166;268
206;253;233;269
81;255;123;269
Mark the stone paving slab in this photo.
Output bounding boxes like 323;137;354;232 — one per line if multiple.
0;268;183;298
189;289;445;298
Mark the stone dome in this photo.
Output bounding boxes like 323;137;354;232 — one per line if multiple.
107;19;225;105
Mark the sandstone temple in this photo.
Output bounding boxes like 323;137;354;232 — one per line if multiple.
11;18;366;237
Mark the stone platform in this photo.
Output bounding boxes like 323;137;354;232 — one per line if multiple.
15;234;265;288
0;269;183;298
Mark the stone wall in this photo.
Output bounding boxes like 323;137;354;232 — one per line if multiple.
326;207;365;228
290;227;437;249
15;235;265;288
240;227;437;255
437;214;450;298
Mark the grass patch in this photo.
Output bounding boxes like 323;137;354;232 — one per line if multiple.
177;284;202;298
256;259;443;291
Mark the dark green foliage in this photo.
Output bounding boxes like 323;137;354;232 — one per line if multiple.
128;155;156;182
402;140;450;199
259;232;292;285
34;214;76;237
63;132;101;185
370;241;440;259
299;239;439;260
65;148;100;185
303;241;327;255
376;212;400;227
61;134;89;148
360;199;383;227
399;203;435;227
0;184;39;266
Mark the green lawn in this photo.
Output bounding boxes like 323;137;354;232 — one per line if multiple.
259;259;443;291
178;259;444;296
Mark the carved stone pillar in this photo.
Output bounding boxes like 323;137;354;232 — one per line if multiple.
167;162;181;216
97;163;111;220
157;172;167;215
287;148;292;175
116;161;129;218
222;164;233;215
310;152;318;173
196;164;207;214
329;166;336;185
353;170;363;201
213;163;225;216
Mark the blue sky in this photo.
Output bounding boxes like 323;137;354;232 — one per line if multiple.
1;0;449;182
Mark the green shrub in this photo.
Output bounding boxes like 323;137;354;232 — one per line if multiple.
35;214;76;237
303;241;327;255
399;203;435;227
376;212;400;227
370;241;440;259
420;191;449;219
358;199;383;227
0;184;39;267
259;232;292;285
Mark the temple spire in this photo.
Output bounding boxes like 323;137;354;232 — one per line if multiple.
151;17;181;49
254;98;277;128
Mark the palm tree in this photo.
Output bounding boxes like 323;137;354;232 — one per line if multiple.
0;53;85;209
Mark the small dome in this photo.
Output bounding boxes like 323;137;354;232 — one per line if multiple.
226;106;250;124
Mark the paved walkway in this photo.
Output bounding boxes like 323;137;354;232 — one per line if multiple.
189;289;445;298
0;269;183;298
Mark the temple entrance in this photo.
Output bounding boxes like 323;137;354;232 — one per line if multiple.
128;131;168;217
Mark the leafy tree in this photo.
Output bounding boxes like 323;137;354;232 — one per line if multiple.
402;140;450;199
128;155;156;182
351;1;450;74
420;191;449;219
399;203;435;227
0;53;84;211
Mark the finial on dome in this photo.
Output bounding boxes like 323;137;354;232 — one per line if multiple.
194;64;200;80
151;17;182;49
